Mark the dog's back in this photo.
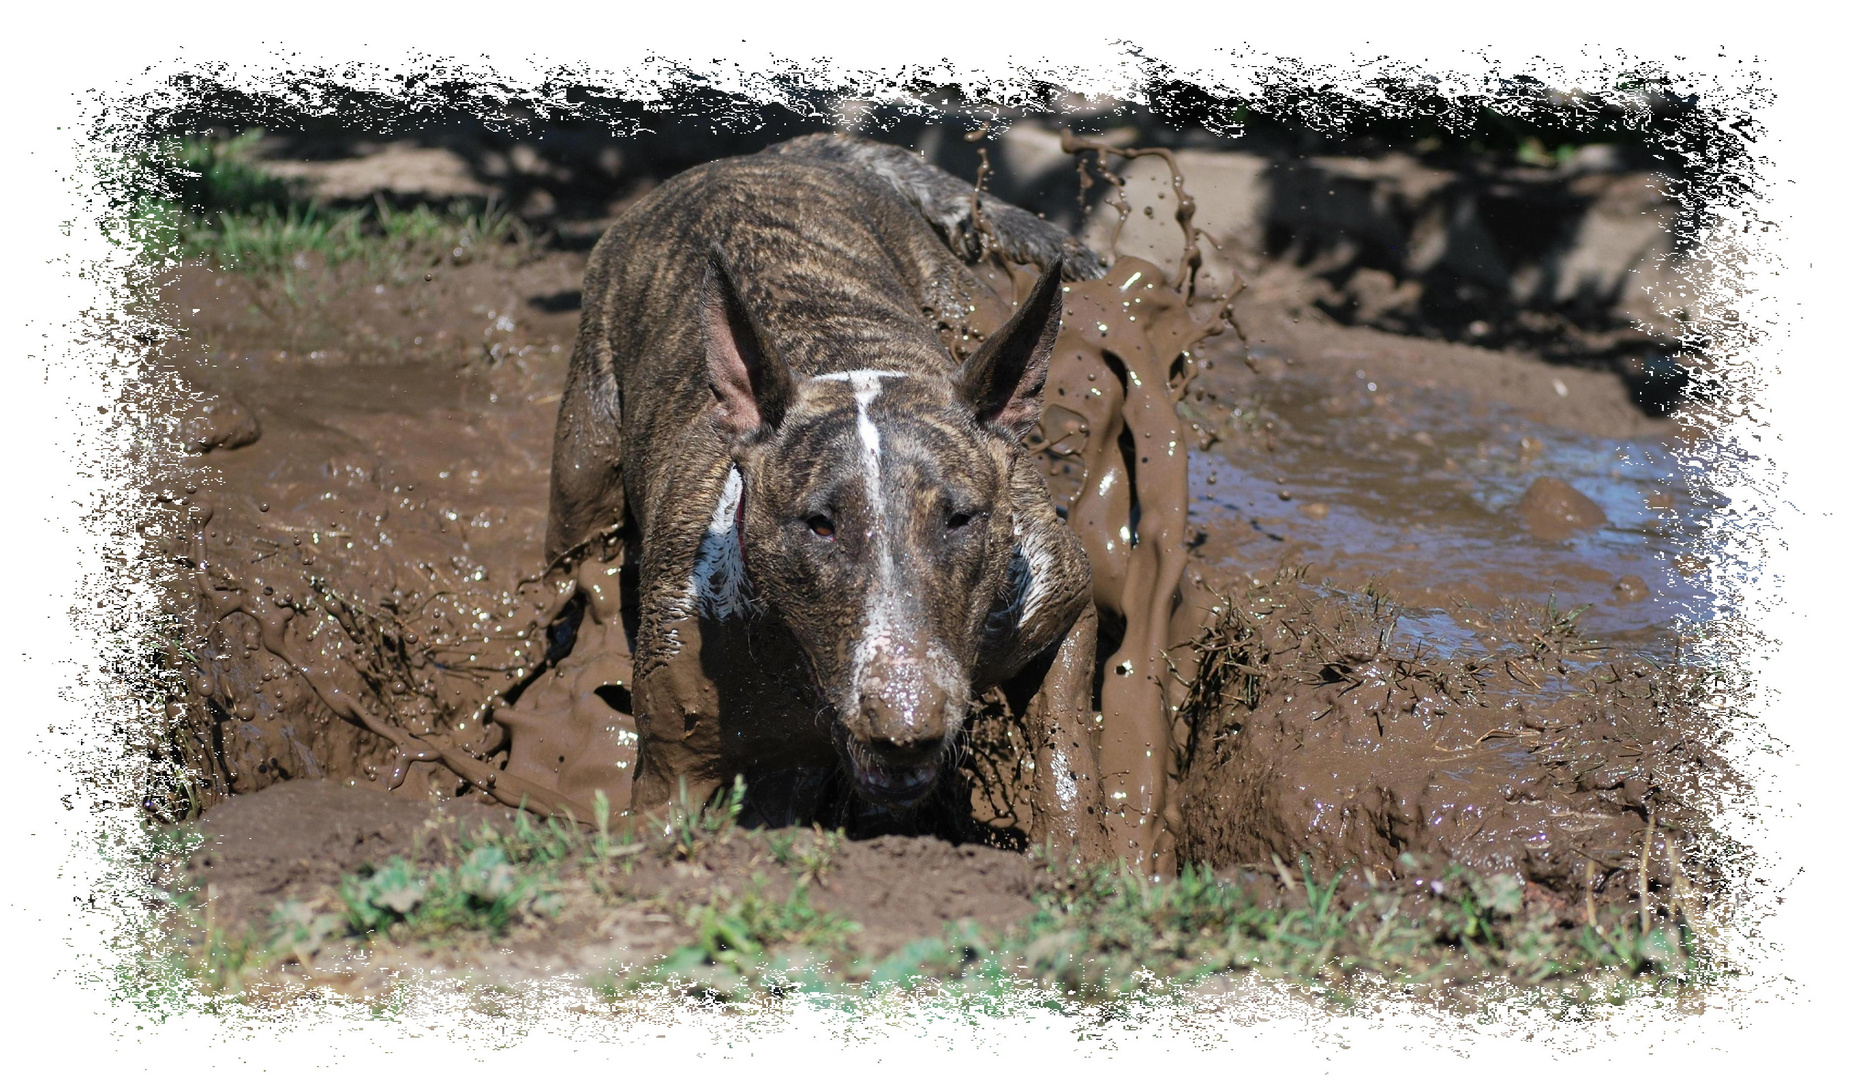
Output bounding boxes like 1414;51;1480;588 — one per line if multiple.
548;137;1103;563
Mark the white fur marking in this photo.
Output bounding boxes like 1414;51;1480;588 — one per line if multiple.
841;371;966;737
851;371;894;712
690;466;757;621
1017;521;1053;633
989;537;1030;633
811;368;912;384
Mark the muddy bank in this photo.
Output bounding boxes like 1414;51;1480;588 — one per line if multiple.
226;101;1694;373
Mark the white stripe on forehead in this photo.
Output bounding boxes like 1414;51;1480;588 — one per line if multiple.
819;368;901;523
847;368;905;724
809;368;911;384
819;368;969;739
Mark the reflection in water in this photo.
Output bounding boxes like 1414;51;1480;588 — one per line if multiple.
1189;373;1714;655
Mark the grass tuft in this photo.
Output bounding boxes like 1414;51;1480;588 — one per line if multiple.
129;131;532;275
606;878;860;1003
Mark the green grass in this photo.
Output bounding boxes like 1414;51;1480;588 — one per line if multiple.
999;853;1714;1008
581;847;1720;1013
135;776;1728;1015
600;878;862;1003
128;130;532;275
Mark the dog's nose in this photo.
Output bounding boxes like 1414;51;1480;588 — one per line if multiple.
856;691;949;755
863;730;946;766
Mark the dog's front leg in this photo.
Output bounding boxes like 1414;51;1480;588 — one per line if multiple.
626;505;727;816
628;618;723;815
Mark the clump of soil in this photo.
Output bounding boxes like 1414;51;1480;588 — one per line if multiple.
175;385;261;453
186;777;513;932
1517;476;1610;541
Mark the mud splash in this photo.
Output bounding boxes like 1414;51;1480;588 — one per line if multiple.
905;131;1242;867
1002;255;1225;868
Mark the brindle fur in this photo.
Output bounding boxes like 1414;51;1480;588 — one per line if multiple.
547;135;1108;856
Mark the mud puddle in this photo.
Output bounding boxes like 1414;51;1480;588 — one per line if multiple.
1185;360;1710;653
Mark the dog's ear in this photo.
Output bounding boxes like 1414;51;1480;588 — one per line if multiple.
702;245;794;438
954;258;1063;437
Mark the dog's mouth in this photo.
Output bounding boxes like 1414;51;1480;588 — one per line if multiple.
847;754;942;809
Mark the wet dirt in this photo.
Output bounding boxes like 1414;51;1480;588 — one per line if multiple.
1174;573;1729;926
154;253;587;809
183;778;1037;988
145;132;1727;976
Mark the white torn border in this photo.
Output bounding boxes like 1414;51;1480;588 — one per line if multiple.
12;23;1834;1075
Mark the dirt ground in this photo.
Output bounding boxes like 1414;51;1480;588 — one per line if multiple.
144;169;1726;992
184;778;1037;993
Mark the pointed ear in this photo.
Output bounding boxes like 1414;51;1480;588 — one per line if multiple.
953;258;1064;437
702;244;794;439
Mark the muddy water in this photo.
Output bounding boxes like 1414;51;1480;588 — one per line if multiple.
1186;369;1713;652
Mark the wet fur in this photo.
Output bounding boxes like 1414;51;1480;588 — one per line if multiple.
547;134;1097;827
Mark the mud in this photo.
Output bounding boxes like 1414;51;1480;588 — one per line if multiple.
1517;476;1611;541
185;776;514;932
929;133;1244;868
146;129;1727;963
183;778;1037;986
1175;574;1729;926
154;253;587;812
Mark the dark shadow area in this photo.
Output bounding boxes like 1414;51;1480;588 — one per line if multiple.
527;289;582;313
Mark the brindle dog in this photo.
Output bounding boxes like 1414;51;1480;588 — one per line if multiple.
546;134;1111;856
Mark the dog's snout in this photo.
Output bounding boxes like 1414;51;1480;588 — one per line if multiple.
862;730;946;765
855;685;950;752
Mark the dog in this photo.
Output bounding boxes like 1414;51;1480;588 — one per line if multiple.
543;134;1113;854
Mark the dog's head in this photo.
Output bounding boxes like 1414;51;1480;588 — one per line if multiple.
699;247;1063;809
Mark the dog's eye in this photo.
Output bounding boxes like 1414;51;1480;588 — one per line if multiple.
805;514;836;539
946;510;976;532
